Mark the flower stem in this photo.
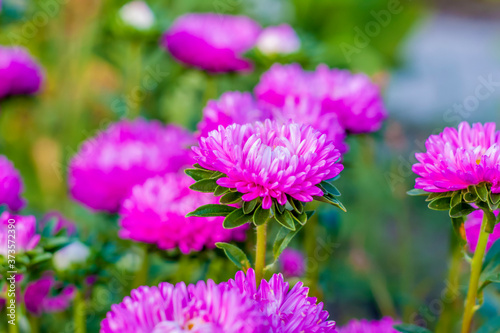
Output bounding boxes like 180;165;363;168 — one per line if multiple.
133;246;149;289
461;213;489;333
255;222;267;286
74;289;86;333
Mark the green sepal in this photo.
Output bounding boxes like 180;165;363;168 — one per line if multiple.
242;199;258;214
427;197;452;211
214;185;230;197
287;195;303;214
449;203;475;218
291;210;307;225
275;202;286;214
425;191;451;202
320;181;341;196
184;168;214;181
186;204;237;217
223;208;253;229
475;185;488;202
275;210;296;231
464;191;478;203
451;192;462;208
215;242;251;271
220;191;243;204
313;195;346;212
189;179;218;193
489;192;500;205
253;204;272;226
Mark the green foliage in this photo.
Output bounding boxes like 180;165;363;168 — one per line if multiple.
215;242;251;271
223;208;253;229
186;204;237;217
394;324;432;333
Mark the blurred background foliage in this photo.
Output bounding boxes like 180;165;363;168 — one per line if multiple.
1;0;500;331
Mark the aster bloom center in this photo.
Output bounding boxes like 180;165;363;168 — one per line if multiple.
193;120;343;209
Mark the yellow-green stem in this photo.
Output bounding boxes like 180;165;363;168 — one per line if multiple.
74;289;86;333
29;314;40;333
255;223;267;286
461;213;489;333
132;247;149;289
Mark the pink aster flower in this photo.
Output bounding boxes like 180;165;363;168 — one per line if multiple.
0;46;44;99
255;63;387;134
256;24;300;56
69;119;195;212
100;279;266;333
465;209;500;253
162;13;261;73
193;120;343;209
24;275;76;316
226;269;337;332
279;248;306;278
198;91;270;138
412;122;500;193
119;173;246;254
338;317;399;333
0;212;40;256
0;155;25;211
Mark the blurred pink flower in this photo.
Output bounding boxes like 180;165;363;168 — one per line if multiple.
193;120;343;209
339;317;399;333
0;155;25;211
119;173;246;254
279;248;306;278
69;119;195;212
162;13;261;73
0;212;40;256
256;24;300;55
41;211;77;236
0;46;44;99
197;91;270;138
24;275;76;316
465;209;500;253
255;63;387;134
227;269;337;332
413;122;500;193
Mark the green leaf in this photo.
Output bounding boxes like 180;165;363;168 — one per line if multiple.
475;185;488;202
43;237;71;251
449;203;475;218
313;195;347;212
189;179;218;193
394;324;432;333
306;211;316;219
287;195;303;214
407;189;428;196
215;242;251;270
243;199;258;214
186;204;237;217
184;168;214;181
253;204;272;226
464;191;478;203
272;223;304;260
214;185;230;196
220;191;243;204
30;253;53;265
223;208;253;229
451;192;462;208
479;241;500;291
291;210;307;225
275;210;296;231
320;181;341;196
427;197;451;211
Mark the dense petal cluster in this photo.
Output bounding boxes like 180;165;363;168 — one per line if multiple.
255;63;387;133
338;317;399;333
0;155;25;211
0;46;44;99
226;269;337;332
162;13;261;73
24;276;76;316
119;173;246;254
193;120;343;209
0;212;40;256
279;248;306;278
198;91;270;138
465;209;500;252
256;24;300;55
101;279;266;333
69;119;195;212
413;122;500;193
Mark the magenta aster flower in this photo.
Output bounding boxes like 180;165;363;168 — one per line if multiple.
100;279;266;333
0;46;44;99
256;24;300;56
24;275;76;316
69;119;195;212
0;212;40;256
412;122;500;193
338;317;399;333
193;120;343;209
255;63;387;134
0;155;25;211
162;13;261;73
226;269;337;332
119;173;246;254
198;91;270;138
465;209;500;253
279;248;306;278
